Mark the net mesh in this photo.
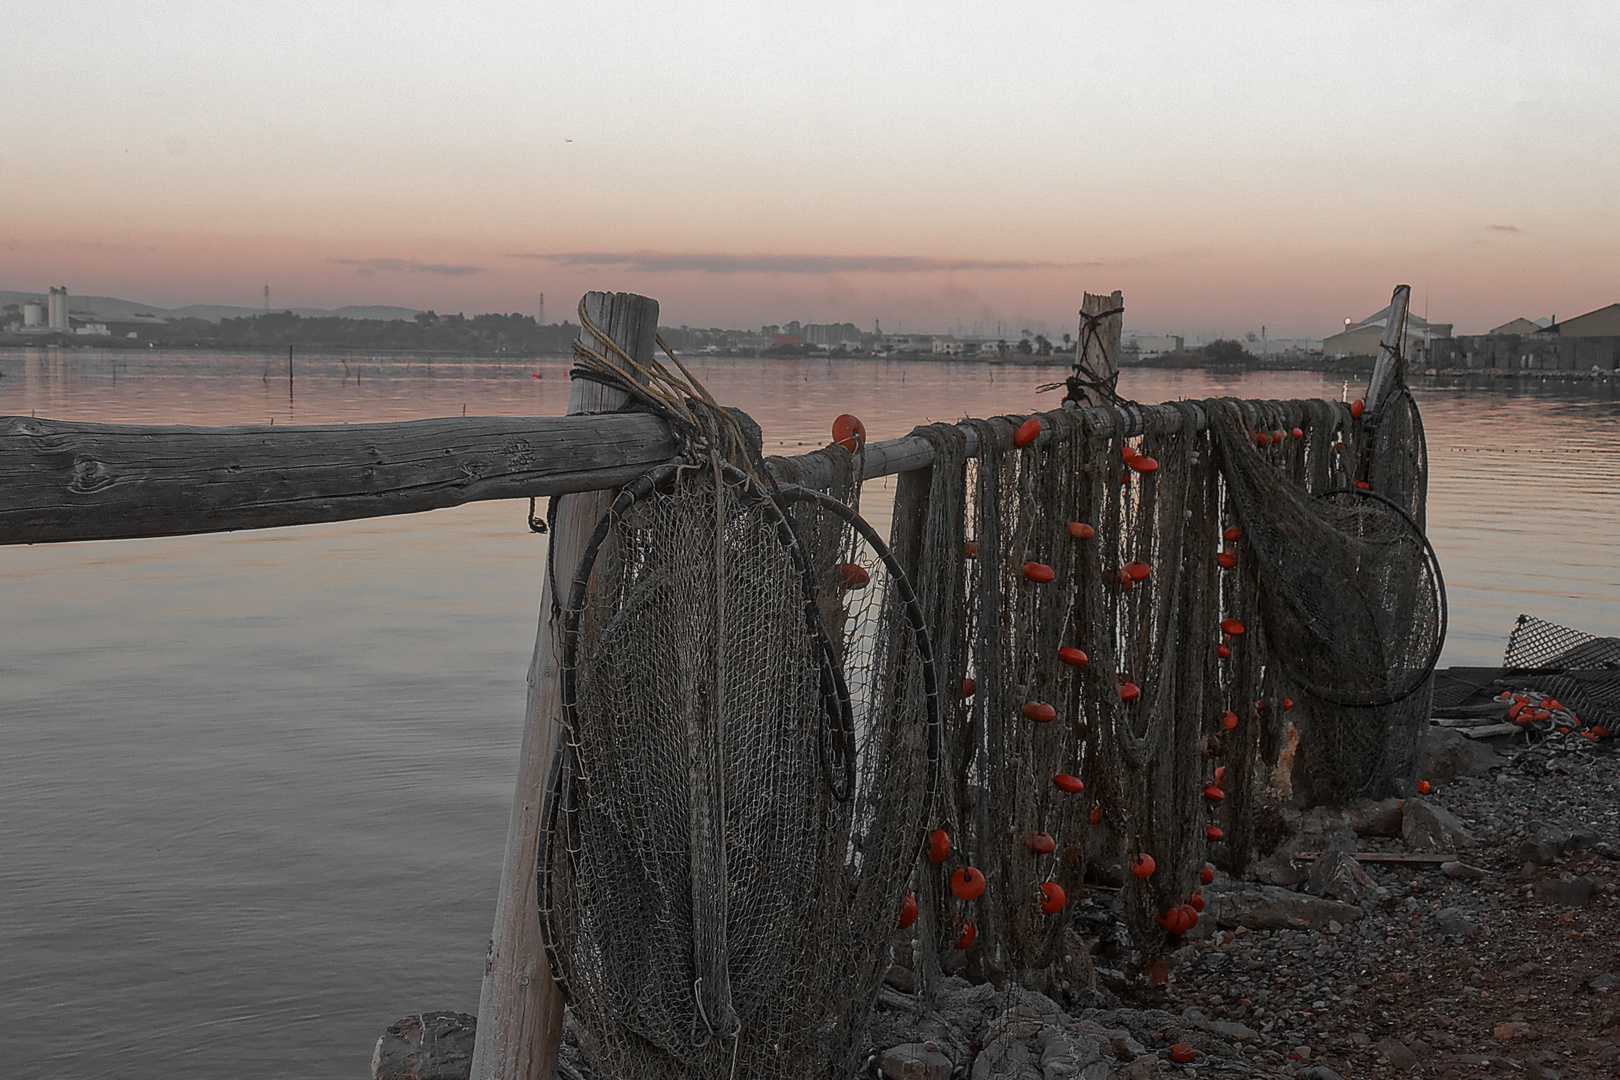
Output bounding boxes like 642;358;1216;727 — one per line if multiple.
897;395;1441;979
541;461;936;1080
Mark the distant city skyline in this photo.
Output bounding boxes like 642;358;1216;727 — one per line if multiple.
5;4;1616;339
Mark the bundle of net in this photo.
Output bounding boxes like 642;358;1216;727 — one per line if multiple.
541;455;937;1080
896;403;1242;979
1207;398;1444;804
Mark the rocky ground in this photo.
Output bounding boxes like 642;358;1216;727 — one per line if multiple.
864;728;1620;1080
375;728;1619;1080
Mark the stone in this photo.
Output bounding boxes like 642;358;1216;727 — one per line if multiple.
885;963;917;993
1535;875;1597;907
1348;797;1405;837
372;1011;477;1080
1375;1035;1418;1070
1305;850;1373;902
1402;798;1478;852
879;1042;953;1080
1431;907;1482;938
1518;836;1564;867
1038;1030;1102;1079
1300;1068;1345;1080
1442;860;1486;880
1206;1019;1258;1042
1208;884;1364;931
1494;1021;1535;1041
1416;724;1503;783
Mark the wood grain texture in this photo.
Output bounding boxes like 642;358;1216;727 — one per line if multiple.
0;412;675;544
471;292;659;1080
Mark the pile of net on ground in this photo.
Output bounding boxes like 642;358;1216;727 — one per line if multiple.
889;393;1441;991
1432;614;1620;743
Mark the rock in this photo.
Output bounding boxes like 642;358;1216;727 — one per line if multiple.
1208;884;1364;931
1304;850;1372;902
1116;1053;1161;1079
1441;860;1486;880
1205;1019;1258;1042
1299;1067;1345;1080
1348;797;1405;837
1518;836;1565;867
1494;1021;1535;1041
1401;798;1478;851
1375;1035;1418;1070
1038;1030;1103;1079
885;963;917;993
1535;874;1597;907
1416;724;1502;783
879;1042;953;1080
1250;851;1307;886
372;1011;477;1080
1431;907;1481;938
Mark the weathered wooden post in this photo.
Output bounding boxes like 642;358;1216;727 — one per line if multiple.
469;291;659;1080
1365;284;1412;419
1071;290;1125;407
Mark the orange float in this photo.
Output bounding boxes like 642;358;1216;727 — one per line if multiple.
950;866;986;900
1039;881;1066;914
832;413;867;453
1022;701;1057;723
1417;780;1432;794
1069;521;1096;539
1022;562;1055;583
1292;427;1305;440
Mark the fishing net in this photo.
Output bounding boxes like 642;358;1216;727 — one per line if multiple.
894;393;1442;979
539;455;938;1080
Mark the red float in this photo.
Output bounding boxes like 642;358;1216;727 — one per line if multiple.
1022;701;1057;723
955;921;976;949
1220;618;1245;636
1221;709;1238;730
926;829;950;864
950;866;986;900
960;678;976;698
1022;562;1055;583
1129;455;1159;474
838;563;869;589
1053;773;1084;793
1026;831;1057;854
1069;521;1096;539
1014;417;1043;447
832;413;867;453
1057;647;1088;667
1201;864;1215;886
1206;825;1224;841
1039;881;1066;914
1131;853;1156;878
1119;682;1141;702
899;892;917;929
1216;549;1237;569
1350;398;1365;419
1223;526;1241;541
1123;560;1150;582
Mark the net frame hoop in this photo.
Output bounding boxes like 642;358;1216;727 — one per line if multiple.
771;482;943;839
537;460;864;1001
1276;485;1448;708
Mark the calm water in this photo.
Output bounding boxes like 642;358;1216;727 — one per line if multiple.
2;348;1618;1079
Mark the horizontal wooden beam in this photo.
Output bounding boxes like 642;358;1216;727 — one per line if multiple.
2;396;1314;546
0;412;678;544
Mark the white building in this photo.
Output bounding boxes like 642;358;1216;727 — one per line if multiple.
48;286;69;331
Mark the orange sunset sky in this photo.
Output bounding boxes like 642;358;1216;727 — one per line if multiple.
4;2;1617;338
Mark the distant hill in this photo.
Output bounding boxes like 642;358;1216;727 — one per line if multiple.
0;290;422;324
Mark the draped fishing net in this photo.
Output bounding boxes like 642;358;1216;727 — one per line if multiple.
897;394;1443;981
539;456;938;1080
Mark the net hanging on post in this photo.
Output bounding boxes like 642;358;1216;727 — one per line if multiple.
539;448;938;1080
897;394;1444;979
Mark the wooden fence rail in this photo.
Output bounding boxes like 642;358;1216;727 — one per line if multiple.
0;401;1241;546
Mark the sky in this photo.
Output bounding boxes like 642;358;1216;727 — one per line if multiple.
4;1;1618;338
